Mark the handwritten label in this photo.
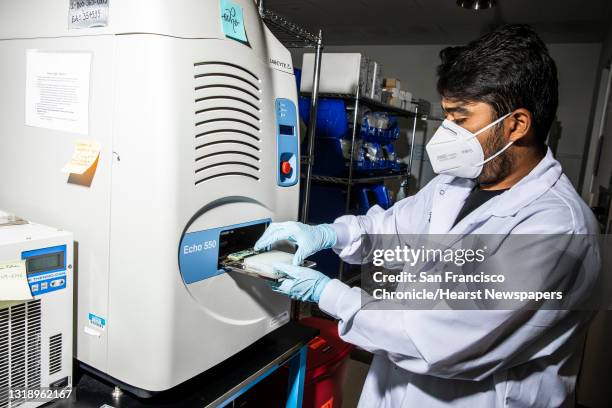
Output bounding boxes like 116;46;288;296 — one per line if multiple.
62;139;100;174
220;0;248;43
0;261;33;301
69;0;110;29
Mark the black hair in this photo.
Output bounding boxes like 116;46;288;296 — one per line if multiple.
437;24;558;142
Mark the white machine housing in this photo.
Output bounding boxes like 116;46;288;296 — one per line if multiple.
0;215;73;408
0;0;300;394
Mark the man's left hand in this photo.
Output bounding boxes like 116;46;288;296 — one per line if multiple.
270;263;331;303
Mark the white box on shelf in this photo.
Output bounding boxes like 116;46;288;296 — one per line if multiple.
301;53;371;95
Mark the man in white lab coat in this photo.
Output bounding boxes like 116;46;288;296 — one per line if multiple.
256;25;601;407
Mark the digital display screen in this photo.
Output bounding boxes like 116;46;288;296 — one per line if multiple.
279;125;294;136
26;252;64;274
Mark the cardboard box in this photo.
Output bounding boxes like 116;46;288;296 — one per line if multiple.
385;88;400;98
383;78;401;90
387;96;402;108
381;90;393;105
404;91;413;104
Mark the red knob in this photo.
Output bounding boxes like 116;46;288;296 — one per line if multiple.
281;161;292;175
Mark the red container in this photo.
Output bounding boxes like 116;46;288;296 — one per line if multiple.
299;317;354;408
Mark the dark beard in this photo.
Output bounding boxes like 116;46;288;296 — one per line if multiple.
477;126;514;185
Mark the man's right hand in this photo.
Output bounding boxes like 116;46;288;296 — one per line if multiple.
254;221;337;266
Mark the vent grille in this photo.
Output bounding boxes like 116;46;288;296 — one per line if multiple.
25;302;41;391
10;304;26;406
194;61;263;185
49;334;62;376
0;300;42;408
0;308;8;408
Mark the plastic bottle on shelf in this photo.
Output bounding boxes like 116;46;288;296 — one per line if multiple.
360;112;400;143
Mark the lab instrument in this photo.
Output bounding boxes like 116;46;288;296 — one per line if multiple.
0;213;73;408
0;0;299;396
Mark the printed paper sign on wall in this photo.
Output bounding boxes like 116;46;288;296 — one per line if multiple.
25;50;92;135
220;0;248;43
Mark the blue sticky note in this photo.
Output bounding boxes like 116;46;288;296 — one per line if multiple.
220;0;248;43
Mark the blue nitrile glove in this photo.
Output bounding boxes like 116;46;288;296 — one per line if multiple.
254;222;337;266
269;263;331;303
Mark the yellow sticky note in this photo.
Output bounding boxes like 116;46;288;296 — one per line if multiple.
0;260;33;301
62;139;100;174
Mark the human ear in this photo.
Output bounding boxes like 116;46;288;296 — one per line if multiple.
505;108;532;142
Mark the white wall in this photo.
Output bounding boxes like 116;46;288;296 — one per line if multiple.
293;43;602;187
581;26;612;203
577;25;612;408
550;43;603;184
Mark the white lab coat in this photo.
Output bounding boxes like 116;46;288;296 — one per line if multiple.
319;149;600;407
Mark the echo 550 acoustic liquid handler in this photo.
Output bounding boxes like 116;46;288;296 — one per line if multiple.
0;0;299;396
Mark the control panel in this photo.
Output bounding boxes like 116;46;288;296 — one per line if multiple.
22;245;67;296
275;98;299;187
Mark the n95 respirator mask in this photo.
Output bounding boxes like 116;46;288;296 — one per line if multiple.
426;112;513;179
